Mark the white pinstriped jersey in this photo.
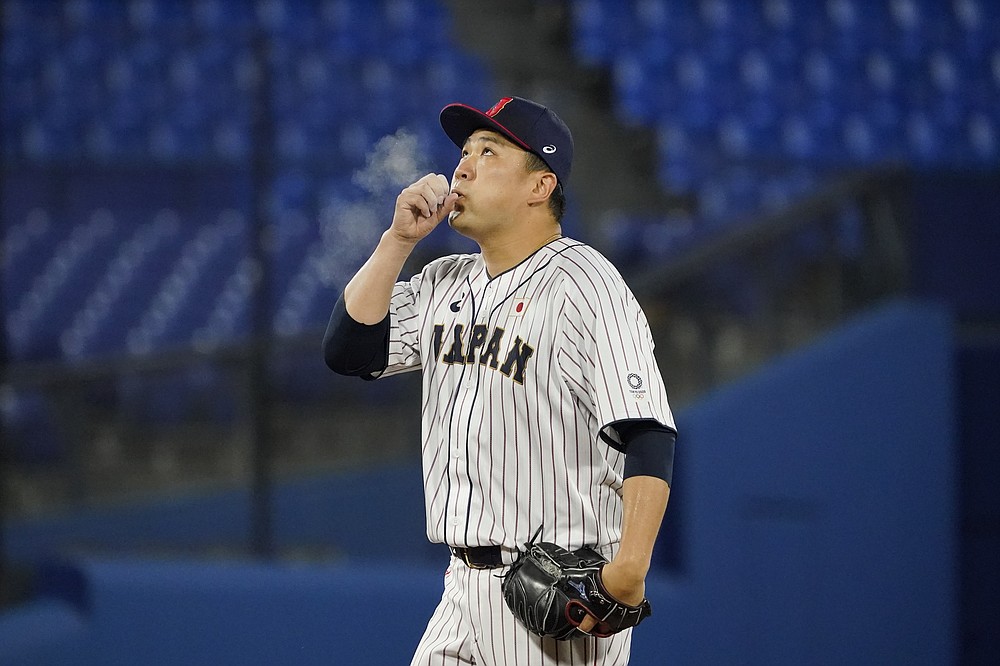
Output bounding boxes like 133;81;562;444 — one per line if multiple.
378;236;675;551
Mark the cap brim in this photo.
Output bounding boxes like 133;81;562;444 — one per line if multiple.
440;103;533;152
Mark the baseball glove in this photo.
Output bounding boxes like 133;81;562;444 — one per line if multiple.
501;539;652;641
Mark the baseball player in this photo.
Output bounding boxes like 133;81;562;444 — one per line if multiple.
323;96;676;665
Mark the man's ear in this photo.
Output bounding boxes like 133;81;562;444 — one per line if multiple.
527;172;558;206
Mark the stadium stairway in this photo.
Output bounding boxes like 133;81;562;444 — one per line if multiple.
443;0;697;239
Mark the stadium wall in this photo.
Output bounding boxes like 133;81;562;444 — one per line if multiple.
0;299;957;665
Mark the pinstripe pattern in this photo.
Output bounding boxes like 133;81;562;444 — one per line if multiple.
383;237;674;663
410;557;633;666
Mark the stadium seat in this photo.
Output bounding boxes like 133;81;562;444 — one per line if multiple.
193;256;255;349
3;208;57;300
573;0;1000;204
571;0;634;66
967;112;998;162
125;211;247;355
27;0;997;371
61;212;183;359
7;211;119;360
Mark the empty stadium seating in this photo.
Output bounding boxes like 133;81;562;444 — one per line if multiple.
2;0;998;417
1;6;993;661
572;0;999;265
2;0;488;375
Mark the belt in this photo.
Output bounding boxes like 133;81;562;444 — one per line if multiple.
451;545;505;570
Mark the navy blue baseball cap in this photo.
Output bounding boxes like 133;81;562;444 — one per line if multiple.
440;96;574;189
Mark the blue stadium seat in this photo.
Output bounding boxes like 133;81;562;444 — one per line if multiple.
166;213;249;347
257;0;320;37
571;0;634;66
270;170;316;215
422;49;492;116
0;0;495;367
966;112;998;163
273;245;328;338
126;0;193;33
191;0;256;33
656;120;701;190
954;0;999;56
569;0;999;240
267;208;314;288
612;53;665;126
211;119;252;161
318;0;384;56
61;210;183;359
126;212;248;355
2;212;58;341
7;211;118;360
275;119;309;161
600;209;701;267
697;168;763;225
193;256;255;349
904;110;944;165
840;114;883;163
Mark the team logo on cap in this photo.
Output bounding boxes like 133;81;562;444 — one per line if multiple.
486;97;514;117
542;145;557;154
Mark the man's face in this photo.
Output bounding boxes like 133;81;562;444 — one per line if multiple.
448;129;533;238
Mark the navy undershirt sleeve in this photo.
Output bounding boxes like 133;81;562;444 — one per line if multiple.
616;419;676;485
322;293;390;379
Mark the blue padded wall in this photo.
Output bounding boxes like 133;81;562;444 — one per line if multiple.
0;600;89;666
1;300;957;664
641;299;956;664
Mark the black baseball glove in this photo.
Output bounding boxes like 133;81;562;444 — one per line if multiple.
501;539;652;641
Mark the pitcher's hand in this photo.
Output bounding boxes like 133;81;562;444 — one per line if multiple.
577;558;645;635
389;173;459;244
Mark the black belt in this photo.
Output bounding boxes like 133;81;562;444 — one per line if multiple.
451;545;505;570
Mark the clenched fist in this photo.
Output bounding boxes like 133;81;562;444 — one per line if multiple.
389;173;460;244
